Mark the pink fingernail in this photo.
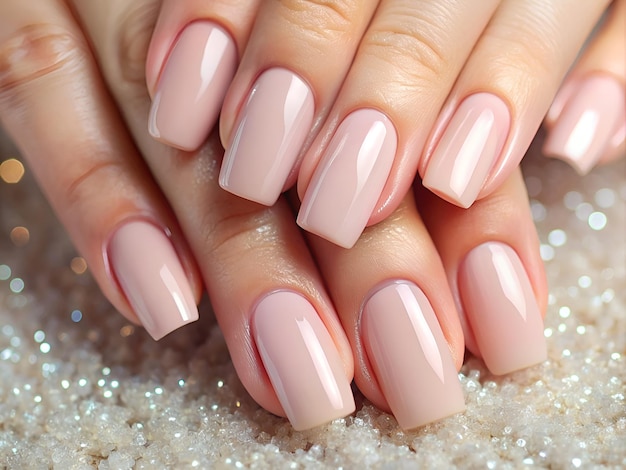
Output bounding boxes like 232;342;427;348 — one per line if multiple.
459;242;546;375
423;93;510;208
543;75;626;175
219;68;314;205
149;22;237;151
252;291;355;431
362;281;465;429
297;109;397;249
108;221;198;340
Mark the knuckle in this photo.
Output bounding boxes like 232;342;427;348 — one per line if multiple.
489;33;554;84
278;0;357;42
115;1;159;86
202;203;286;260
62;158;127;210
472;192;523;238
363;16;448;86
0;24;87;100
359;201;418;249
486;7;565;85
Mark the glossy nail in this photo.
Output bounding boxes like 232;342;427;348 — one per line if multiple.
362;281;465;429
252;290;355;431
459;242;546;375
423;93;510;208
108;221;198;340
220;68;314;205
297;109;397;249
149;22;237;151
544;75;626;175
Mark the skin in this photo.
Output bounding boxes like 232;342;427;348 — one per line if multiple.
147;0;620;233
0;0;623;427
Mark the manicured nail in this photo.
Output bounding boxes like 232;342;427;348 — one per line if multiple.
252;291;355;431
149;22;237;151
543;75;626;175
219;68;314;205
361;281;465;429
297;109;397;249
108;221;198;340
423;93;510;208
458;242;546;375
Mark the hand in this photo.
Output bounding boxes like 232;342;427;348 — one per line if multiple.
147;0;625;249
1;0;547;432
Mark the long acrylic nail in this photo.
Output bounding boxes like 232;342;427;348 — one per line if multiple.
543;75;626;175
423;93;510;208
219;68;314;205
458;242;546;375
149;22;237;151
252;290;355;431
297;109;397;249
108;220;198;340
362;281;465;429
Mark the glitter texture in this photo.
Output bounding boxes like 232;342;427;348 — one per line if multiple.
1;131;625;468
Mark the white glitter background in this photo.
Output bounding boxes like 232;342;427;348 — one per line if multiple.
0;130;624;469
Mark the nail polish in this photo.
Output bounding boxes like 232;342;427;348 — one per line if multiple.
361;281;465;429
149;22;237;151
423;93;510;208
108;220;198;340
297;109;397;249
458;242;547;375
252;290;355;431
544;75;626;175
219;68;314;205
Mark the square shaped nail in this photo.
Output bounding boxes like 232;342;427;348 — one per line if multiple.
252;290;355;430
297;109;397;248
362;281;465;429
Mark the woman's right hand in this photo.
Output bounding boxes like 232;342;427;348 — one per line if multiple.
1;0;548;431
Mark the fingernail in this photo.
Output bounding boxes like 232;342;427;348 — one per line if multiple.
361;281;465;429
458;242;546;375
108;221;198;340
219;68;314;205
423;93;510;208
297;109;397;249
252;290;355;431
149;21;237;151
543;75;626;175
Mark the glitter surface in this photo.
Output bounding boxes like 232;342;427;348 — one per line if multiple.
1;131;625;468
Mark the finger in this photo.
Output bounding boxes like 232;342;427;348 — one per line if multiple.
416;170;548;376
420;0;611;208
0;0;202;340
73;0;355;431
296;0;500;248
543;0;626;173
146;0;260;150
303;193;466;430
217;0;380;206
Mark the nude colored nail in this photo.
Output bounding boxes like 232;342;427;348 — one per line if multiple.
108;221;198;340
297;109;397;249
252;291;355;431
423;93;510;208
459;242;546;375
362;281;465;429
544;75;626;175
149;22;237;151
219;68;314;205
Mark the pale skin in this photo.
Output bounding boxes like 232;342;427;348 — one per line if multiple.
0;0;623;430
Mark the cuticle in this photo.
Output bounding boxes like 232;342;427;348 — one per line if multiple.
357;279;418;328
